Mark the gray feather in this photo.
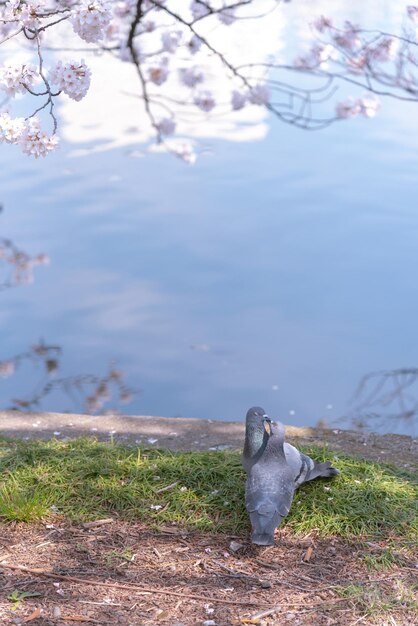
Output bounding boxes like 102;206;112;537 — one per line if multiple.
283;442;340;488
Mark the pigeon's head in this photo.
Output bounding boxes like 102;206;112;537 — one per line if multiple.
245;406;271;435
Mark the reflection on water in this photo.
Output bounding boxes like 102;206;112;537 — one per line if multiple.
347;369;418;433
1;1;418;435
0;339;135;415
0;231;49;291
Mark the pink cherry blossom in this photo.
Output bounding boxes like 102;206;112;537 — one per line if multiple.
161;30;182;53
368;38;398;62
71;0;111;43
335;99;360;119
174;142;196;164
194;90;216;112
219;7;236;26
48;60;91;101
333;22;361;51
248;83;270;105
407;6;418;23
180;66;204;87
231;89;246;110
358;96;380;118
190;1;210;20
147;60;169;85
19;118;59;158
156;117;176;136
188;35;202;54
0;64;38;97
0;112;26;144
313;16;333;33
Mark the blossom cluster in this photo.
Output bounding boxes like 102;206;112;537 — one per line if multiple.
0;64;39;97
230;83;270;110
4;0;44;30
294;43;334;70
155;117;176;136
335;96;380;119
0;112;58;157
1;0;273;161
70;0;111;43
48;60;91;101
310;16;399;68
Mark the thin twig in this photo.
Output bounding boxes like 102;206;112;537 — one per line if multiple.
155;482;178;494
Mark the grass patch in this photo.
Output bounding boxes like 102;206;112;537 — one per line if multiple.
362;547;403;571
7;590;43;611
0;437;416;542
337;579;418;617
0;481;52;522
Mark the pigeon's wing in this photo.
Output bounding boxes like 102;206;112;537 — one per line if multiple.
284;443;340;488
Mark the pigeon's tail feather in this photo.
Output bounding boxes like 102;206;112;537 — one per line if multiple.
309;460;340;480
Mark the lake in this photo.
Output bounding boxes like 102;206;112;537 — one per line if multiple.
1;0;417;435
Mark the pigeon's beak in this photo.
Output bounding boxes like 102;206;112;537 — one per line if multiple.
263;414;271;435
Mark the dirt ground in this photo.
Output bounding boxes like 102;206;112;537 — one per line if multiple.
0;520;417;626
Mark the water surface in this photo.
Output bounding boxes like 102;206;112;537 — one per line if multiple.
1;1;417;435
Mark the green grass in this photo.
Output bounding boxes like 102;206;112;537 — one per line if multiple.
362;547;403;571
338;580;418;617
7;590;43;611
0;437;416;542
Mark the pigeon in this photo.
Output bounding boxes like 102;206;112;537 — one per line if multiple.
245;419;295;545
243;406;340;487
242;407;340;545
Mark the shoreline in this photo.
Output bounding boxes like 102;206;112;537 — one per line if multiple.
0;410;417;469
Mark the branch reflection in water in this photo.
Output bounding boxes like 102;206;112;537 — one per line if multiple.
345;368;418;434
0;340;136;415
0;216;136;416
0;216;50;290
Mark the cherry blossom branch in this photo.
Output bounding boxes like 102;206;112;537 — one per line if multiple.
34;31;58;132
2;2;418;160
189;0;252;23
151;0;251;84
146;1;344;129
35;11;72;35
127;0;162;140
